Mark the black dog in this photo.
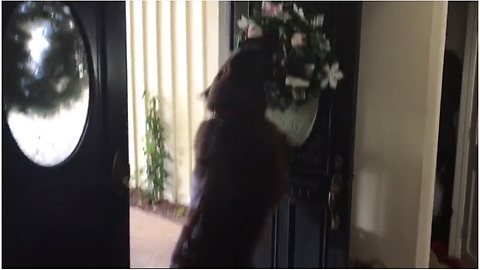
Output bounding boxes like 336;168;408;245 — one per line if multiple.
170;45;291;268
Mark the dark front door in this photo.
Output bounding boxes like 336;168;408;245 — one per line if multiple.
232;2;362;268
2;1;130;268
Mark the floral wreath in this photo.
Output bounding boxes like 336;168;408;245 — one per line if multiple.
236;1;343;111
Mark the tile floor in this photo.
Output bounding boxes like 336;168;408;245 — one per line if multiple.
130;207;182;268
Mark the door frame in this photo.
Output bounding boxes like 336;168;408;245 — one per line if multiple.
218;1;232;66
449;0;478;258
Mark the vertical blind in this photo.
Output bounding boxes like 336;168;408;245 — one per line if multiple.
126;1;221;205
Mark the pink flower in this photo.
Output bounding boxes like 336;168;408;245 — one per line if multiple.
261;1;283;17
247;22;263;38
291;32;307;47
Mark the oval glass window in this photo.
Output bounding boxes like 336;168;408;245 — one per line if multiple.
3;2;90;167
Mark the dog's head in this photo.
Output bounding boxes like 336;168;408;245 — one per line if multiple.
202;37;276;117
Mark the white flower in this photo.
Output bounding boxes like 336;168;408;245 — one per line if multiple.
238;15;264;38
293;4;307;22
277;12;292;22
317;33;331;52
320;39;331;52
291;32;307;46
237;15;249;30
286;76;310;88
247;22;263;38
311;15;324;28
321;62;343;89
305;64;315;78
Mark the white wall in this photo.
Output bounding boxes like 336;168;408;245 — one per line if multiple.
350;2;448;268
126;1;220;205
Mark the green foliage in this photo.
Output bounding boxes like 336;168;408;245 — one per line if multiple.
176;206;186;217
237;1;342;111
142;90;171;203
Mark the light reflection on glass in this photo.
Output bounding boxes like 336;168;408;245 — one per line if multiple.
4;2;91;167
27;26;50;63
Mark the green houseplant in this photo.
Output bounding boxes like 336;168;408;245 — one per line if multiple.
132;90;171;204
144;90;171;202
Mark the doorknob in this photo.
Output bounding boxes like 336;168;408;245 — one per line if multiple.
112;150;129;189
328;174;343;231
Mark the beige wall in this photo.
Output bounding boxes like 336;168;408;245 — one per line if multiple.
350;1;448;268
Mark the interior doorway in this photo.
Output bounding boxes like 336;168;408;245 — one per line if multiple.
431;2;478;268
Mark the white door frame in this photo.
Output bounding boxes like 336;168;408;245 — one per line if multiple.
448;1;478;258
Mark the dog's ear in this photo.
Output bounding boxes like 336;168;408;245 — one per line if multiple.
201;86;210;99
